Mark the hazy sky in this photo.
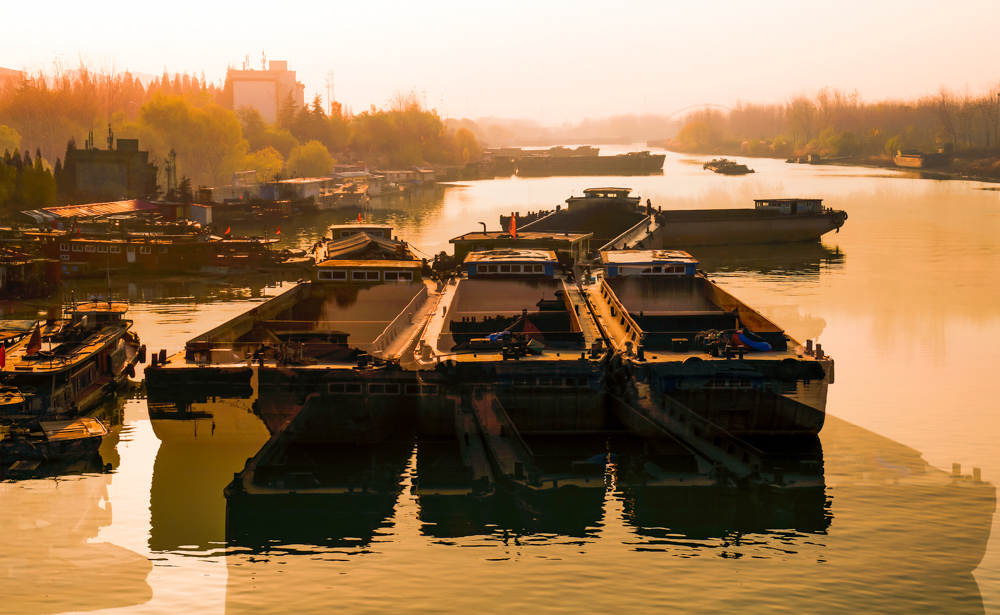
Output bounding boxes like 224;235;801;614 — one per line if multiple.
4;0;998;123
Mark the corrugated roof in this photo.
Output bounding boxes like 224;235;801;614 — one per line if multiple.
24;200;158;220
321;232;417;261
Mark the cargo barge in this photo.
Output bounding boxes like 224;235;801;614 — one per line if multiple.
508;188;847;255
588;250;832;439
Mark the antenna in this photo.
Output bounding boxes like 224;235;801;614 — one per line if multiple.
261;51;267;70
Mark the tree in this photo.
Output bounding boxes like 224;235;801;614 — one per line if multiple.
286;140;333;177
0;125;20;154
243;146;285;182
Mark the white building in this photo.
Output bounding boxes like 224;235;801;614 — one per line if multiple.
227;60;305;123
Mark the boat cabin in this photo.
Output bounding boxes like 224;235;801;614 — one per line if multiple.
564;187;640;213
67;301;130;329
313;259;422;283
600;250;699;278
328;224;394;241
754;198;824;215
450;231;591;263
463;249;558;277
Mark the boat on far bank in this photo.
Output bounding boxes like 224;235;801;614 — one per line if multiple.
893;149;951;169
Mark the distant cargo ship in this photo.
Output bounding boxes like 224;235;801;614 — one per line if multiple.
516;151;666;177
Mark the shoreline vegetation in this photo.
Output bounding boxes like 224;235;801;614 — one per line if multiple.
659;85;1000;184
662;146;1000;184
0;65;483;216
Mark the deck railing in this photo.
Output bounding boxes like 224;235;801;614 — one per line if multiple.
369;284;429;358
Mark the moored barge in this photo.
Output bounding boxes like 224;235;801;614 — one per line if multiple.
510;188;847;255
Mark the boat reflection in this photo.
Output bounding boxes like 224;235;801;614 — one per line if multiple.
220;394;994;613
690;240;845;276
223;397;412;549
147;393;270;552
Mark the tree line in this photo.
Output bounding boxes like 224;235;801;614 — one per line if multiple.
0;64;482;208
670;86;1000;159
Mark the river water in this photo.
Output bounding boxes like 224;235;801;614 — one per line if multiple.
1;148;997;614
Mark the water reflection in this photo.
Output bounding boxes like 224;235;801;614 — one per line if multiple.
691;240;845;276
0;468;152;614
212;390;993;613
146;395;269;552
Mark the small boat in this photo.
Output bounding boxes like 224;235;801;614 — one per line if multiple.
704;158;755;175
0;416;108;469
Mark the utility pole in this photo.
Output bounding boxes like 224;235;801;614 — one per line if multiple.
326;71;335;115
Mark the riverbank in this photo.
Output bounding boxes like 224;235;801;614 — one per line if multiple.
666;147;1000;184
823;153;1000;184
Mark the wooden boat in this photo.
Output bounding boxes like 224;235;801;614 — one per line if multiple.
0;417;107;468
0;300;143;416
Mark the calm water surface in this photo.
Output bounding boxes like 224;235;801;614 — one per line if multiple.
1;148;997;614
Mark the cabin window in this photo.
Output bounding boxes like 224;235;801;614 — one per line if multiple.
72;244;83;252
477;265;488;274
85;245;96;252
60;243;69;251
352;270;380;281
329;382;363;394
140;246;151;255
98;245;108;253
110;246;121;253
405;383;420;395
369;383;401;395
60;255;69;261
384;271;399;281
397;271;412;281
331;270;347;280
318;271;333;280
500;264;511;273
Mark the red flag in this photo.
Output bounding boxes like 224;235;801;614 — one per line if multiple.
509;212;516;240
276;226;281;235
224;226;231;235
0;344;5;368
26;325;41;355
358;212;362;223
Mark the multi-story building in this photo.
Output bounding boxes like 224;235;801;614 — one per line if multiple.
226;60;305;123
